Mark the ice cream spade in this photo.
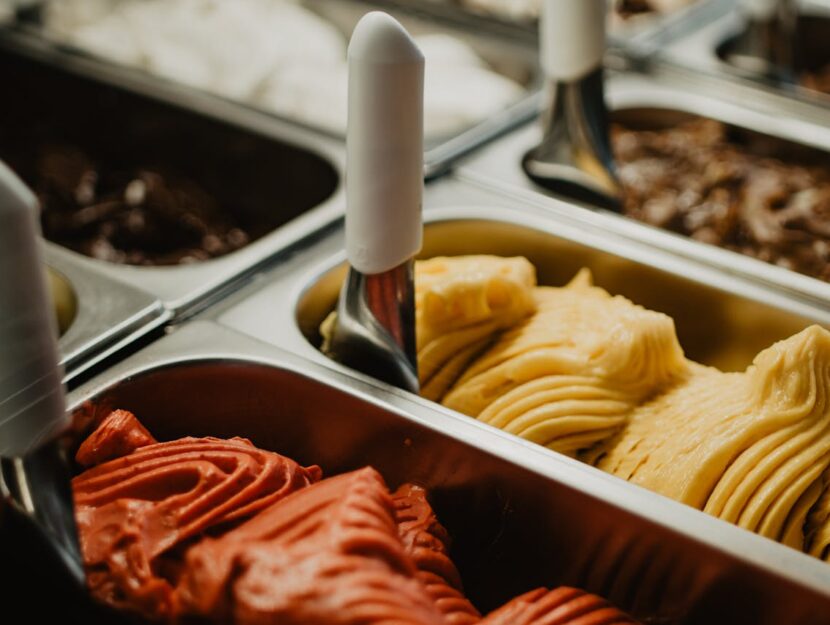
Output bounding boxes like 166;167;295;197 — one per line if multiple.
722;0;797;83
523;0;622;211
325;12;424;393
0;162;84;587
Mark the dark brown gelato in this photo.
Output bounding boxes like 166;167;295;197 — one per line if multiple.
72;410;642;625
31;145;251;265
613;118;830;281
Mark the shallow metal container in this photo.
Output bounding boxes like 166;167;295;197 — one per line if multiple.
457;67;830;309
0;31;345;317
661;0;830;106
29;320;828;624
9;0;539;177
45;245;165;383
354;0;729;55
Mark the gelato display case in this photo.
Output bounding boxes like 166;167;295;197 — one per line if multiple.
6;0;830;621
5;320;824;624
209;175;830;573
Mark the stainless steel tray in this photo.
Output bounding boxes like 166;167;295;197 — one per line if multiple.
660;0;830;106
54;320;830;624
9;0;540;178
213;177;830;375
351;0;730;55
456;67;830;309
0;29;346;317
45;245;165;383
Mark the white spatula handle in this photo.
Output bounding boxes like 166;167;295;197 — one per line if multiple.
0;162;66;457
541;0;606;82
346;12;424;275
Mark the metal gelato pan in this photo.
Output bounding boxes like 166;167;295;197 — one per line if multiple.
0;31;344;317
14;320;825;624
351;0;731;54
9;0;539;177
46;245;165;383
456;67;830;310
661;0;830;106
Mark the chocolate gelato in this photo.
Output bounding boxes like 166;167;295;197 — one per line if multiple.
613;118;830;281
0;47;338;267
30;145;251;265
72;409;641;624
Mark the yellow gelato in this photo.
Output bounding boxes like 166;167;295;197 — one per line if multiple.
405;254;830;561
441;269;687;455
591;327;830;556
415;256;536;401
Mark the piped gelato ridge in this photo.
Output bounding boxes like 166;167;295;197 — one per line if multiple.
72;410;641;624
479;586;638;625
393;484;481;625
73;409;322;619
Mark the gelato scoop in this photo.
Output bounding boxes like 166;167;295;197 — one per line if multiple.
322;253;830;561
613;118;830;282
72;409;642;624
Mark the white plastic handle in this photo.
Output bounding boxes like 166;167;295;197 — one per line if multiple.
0;162;66;457
541;0;606;82
346;12;424;275
737;0;781;19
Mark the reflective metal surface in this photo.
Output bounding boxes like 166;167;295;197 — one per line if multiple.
327;263;420;392
457;68;830;309
523;68;621;210
0;30;346;316
46;245;165;382
54;320;830;624
0;439;84;588
661;0;830;104
348;0;729;54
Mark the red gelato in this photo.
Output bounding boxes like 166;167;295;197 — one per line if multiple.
71;410;642;625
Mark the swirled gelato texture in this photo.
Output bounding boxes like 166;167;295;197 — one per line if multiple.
73;409;639;624
370;254;830;561
73;410;322;619
614;118;830;282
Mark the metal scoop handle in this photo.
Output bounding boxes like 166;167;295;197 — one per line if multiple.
524;0;621;209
